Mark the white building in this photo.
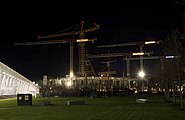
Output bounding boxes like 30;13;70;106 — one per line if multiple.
0;62;39;96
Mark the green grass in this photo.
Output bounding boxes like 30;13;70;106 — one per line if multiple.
0;95;185;120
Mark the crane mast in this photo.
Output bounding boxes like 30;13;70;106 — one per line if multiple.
78;21;86;77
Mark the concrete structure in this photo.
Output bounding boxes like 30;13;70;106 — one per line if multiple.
0;62;39;96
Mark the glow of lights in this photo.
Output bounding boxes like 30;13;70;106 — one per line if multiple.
165;56;175;59
144;89;148;92
66;80;72;87
144;41;156;44
77;39;89;42
132;52;144;56
69;72;74;78
138;71;145;78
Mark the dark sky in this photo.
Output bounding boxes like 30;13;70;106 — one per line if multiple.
0;0;183;81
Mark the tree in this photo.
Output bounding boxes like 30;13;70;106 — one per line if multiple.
160;29;183;104
173;0;185;108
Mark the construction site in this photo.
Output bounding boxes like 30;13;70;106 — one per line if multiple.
15;21;166;97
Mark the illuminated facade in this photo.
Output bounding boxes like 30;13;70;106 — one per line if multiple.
0;62;39;96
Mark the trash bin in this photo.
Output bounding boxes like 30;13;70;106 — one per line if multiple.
17;94;32;106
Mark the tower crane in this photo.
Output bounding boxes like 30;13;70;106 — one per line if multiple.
87;51;153;77
15;21;100;78
87;51;158;90
97;40;161;75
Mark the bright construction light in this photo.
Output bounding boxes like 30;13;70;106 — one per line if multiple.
144;41;156;44
165;56;175;59
132;52;144;56
138;71;145;78
77;39;89;42
66;80;72;87
69;72;74;78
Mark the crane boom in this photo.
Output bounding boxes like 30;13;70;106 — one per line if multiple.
97;42;138;48
97;40;161;48
38;23;99;39
15;38;97;46
87;52;152;59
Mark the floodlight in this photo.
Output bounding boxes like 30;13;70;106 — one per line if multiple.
138;71;145;78
132;52;144;56
76;39;89;42
69;71;74;78
144;41;156;44
66;81;72;87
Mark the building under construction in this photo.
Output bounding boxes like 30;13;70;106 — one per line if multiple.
15;21;162;97
40;46;152;97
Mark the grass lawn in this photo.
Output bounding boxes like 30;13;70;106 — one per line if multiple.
0;95;185;120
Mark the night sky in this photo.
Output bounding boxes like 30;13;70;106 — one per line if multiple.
0;1;183;81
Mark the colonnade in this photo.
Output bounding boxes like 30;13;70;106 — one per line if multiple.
0;62;38;96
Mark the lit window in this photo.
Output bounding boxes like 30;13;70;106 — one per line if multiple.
25;95;29;100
